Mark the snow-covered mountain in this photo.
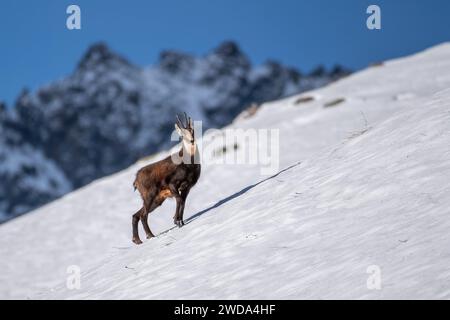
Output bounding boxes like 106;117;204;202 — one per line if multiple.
0;107;72;221
1;43;449;299
0;41;349;222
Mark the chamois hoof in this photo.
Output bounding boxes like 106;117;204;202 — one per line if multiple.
174;220;184;228
132;237;143;245
146;233;154;239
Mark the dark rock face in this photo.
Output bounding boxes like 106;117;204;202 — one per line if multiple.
159;50;195;75
0;41;350;222
0;112;71;220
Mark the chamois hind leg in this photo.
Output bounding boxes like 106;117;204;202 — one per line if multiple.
132;208;144;245
140;199;154;239
141;198;164;239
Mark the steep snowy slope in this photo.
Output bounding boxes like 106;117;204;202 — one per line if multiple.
0;43;449;299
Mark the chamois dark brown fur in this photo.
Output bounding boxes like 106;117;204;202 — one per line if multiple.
131;113;201;244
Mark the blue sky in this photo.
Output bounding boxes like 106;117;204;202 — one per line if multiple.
1;0;450;106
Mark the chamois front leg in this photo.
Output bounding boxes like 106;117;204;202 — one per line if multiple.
177;188;191;226
169;184;184;227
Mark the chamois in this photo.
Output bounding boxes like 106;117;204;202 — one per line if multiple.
131;113;201;244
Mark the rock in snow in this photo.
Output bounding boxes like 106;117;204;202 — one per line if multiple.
1;43;449;299
0;41;349;222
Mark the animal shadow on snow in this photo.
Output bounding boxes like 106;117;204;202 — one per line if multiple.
157;161;302;238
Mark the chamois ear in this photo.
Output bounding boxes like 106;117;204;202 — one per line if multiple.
175;123;183;136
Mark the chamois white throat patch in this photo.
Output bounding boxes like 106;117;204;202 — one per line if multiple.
183;140;196;156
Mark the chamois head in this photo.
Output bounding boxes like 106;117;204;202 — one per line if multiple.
175;112;195;146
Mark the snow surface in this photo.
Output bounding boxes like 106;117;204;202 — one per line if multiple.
0;43;450;299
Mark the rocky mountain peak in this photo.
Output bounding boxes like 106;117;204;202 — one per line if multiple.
77;42;133;71
213;40;242;58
